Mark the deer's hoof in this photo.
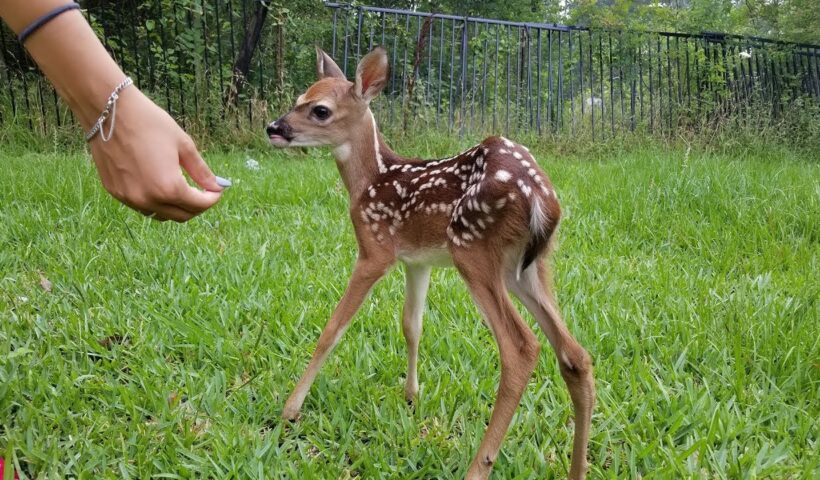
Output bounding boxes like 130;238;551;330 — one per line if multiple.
281;405;301;422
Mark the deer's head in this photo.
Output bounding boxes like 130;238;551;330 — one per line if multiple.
266;47;389;148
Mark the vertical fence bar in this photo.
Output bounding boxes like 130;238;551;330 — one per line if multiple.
331;8;337;56
648;34;654;132
400;14;410;125
638;33;644;128
558;30;564;132
481;23;489;132
14;29;33;130
598;31;605;138
657;35;663;132
342;9;350;75
675;36;683;106
568;30;575;133
493;26;499;132
589;30;595;141
515;27;523;133
685;38;691;112
389;13;399;124
458;18;467;136
199;1;213;130
185;6;200;127
505;25;511;135
666;35;672;130
155;0;172;115
618;31;625;133
694;38;701;122
437;17;444;128
429;16;435;106
608;31;614;136
536;29;542;134
579;30;585;118
36;72;46;132
214;0;225;116
450;19;457;129
630;32;637;131
547;29;552;131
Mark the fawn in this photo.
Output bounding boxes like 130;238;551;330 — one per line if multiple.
266;46;595;480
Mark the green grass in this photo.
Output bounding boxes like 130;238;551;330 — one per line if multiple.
0;140;818;479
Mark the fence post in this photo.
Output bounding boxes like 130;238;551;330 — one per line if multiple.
459;16;468;137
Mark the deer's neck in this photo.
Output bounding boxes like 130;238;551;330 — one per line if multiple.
332;110;402;200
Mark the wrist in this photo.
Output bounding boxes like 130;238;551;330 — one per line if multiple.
11;8;128;129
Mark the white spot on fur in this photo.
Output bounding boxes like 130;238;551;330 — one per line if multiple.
495;170;512;182
513;151;523;160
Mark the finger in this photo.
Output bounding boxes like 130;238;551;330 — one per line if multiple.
152;204;196;223
174;185;223;214
179;138;222;192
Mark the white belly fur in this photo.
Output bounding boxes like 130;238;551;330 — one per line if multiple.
398;248;453;267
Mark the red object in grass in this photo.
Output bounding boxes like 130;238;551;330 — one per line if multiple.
0;457;21;480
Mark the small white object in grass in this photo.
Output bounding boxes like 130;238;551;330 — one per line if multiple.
215;176;232;188
739;50;752;59
245;158;260;170
18;296;28;303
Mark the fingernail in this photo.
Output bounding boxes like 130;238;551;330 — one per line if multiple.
215;176;232;188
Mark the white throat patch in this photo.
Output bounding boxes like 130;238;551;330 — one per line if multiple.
333;142;352;162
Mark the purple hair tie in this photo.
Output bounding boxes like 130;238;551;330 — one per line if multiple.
17;2;81;45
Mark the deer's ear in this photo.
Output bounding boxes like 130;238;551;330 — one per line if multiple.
354;47;389;102
316;46;345;80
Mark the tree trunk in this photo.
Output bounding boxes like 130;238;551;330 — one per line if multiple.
227;1;270;105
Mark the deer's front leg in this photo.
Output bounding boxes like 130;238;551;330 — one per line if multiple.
402;263;432;404
282;254;394;420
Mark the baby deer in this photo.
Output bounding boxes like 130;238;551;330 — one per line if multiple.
266;47;595;480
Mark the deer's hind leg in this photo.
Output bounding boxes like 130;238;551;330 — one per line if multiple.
453;251;541;480
508;260;595;480
402;263;431;404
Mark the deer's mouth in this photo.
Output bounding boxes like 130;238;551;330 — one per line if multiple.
268;134;291;147
266;121;294;147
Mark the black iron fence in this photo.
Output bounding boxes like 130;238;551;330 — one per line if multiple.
328;3;820;138
1;1;818;141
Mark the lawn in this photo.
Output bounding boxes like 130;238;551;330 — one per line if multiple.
0;140;817;479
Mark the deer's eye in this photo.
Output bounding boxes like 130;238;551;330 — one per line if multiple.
312;105;331;120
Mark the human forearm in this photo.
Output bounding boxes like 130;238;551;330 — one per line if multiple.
0;1;126;128
0;1;225;222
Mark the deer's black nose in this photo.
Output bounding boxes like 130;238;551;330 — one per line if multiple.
266;119;293;140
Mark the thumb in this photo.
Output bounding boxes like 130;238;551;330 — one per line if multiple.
179;138;222;192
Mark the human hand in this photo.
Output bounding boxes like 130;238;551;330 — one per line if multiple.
88;87;224;222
